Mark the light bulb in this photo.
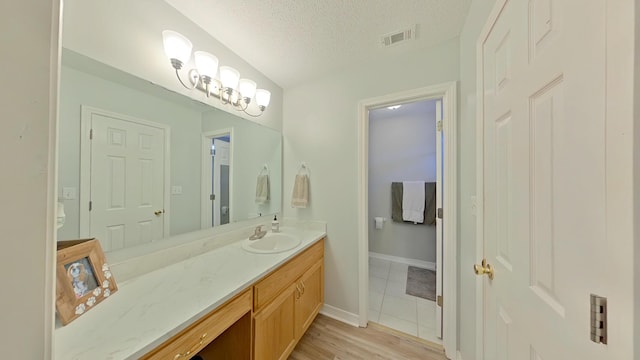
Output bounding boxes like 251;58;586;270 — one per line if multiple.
219;66;240;89
162;30;192;67
194;51;219;80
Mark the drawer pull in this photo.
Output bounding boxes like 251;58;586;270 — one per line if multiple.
173;333;207;359
300;281;305;295
295;284;302;299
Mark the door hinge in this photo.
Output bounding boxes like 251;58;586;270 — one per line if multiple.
437;120;443;132
89;201;92;211
437;208;443;219
89;129;93;140
210;194;215;200
437;295;443;307
590;294;607;344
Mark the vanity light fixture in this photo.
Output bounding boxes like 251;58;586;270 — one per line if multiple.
162;30;271;117
387;105;402;110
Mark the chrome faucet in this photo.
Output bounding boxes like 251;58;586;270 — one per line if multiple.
249;225;267;240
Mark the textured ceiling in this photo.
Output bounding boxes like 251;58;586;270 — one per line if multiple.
164;0;471;89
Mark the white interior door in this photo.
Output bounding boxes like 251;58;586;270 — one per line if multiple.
89;112;166;251
434;99;443;339
478;0;612;358
212;138;230;226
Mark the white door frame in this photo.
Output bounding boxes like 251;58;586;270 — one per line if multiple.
200;128;234;229
79;105;171;239
357;82;457;357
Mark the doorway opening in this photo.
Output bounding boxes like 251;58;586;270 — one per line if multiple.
357;82;457;358
201;128;233;229
367;99;442;344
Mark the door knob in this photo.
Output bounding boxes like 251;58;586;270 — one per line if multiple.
154;210;164;216
474;259;494;280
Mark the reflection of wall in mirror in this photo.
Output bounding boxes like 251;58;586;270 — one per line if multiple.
202;111;282;222
57;53;282;247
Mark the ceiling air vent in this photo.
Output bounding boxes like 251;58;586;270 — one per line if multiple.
381;25;417;47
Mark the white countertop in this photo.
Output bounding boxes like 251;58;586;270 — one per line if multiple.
54;226;326;359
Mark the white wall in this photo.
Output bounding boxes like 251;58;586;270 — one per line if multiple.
62;0;283;131
0;0;59;358
57;64;204;240
368;101;437;263
457;1;496;358
283;37;459;316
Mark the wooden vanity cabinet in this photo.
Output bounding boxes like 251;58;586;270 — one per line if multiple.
143;238;324;360
141;289;252;360
254;239;324;360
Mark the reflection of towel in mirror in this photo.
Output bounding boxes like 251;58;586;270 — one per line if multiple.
291;174;309;208
255;174;270;204
402;181;425;223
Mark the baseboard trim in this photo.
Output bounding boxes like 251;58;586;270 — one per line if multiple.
457;350;463;360
369;252;436;271
319;304;360;327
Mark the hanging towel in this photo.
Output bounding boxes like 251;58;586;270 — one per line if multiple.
291;174;309;208
424;182;437;226
402;181;425;223
391;182;437;225
255;174;270;204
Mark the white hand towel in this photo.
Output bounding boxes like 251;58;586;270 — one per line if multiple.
291;174;309;208
402;181;425;223
255;174;270;204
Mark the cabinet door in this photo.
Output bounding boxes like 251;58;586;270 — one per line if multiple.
295;260;324;339
254;282;298;360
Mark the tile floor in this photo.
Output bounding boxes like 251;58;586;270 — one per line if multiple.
368;256;442;344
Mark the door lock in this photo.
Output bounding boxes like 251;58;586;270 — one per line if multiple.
474;259;494;280
154;210;164;216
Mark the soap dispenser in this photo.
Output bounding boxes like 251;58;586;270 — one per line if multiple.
271;215;280;233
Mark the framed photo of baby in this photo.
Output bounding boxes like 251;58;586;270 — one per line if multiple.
55;238;118;325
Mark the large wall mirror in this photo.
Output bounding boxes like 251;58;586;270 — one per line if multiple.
57;51;282;252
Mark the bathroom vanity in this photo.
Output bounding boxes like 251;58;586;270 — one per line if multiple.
54;224;325;360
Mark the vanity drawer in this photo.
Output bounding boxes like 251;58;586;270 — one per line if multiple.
253;239;324;312
142;289;252;360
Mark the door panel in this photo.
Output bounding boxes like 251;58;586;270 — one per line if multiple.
91;113;166;251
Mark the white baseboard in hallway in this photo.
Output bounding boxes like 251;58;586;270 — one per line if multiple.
369;252;436;271
319;304;360;327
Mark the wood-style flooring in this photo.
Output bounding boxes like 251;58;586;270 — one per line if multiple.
288;314;448;360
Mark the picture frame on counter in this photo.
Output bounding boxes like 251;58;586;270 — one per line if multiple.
55;238;118;325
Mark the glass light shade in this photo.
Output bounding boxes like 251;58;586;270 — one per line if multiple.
162;30;193;64
238;79;257;99
219;66;240;89
255;89;271;108
194;51;219;79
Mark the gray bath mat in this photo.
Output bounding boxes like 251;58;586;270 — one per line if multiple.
406;266;436;301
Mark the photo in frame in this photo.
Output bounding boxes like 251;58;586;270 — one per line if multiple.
55;238;118;325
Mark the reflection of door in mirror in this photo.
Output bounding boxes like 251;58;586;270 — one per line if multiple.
213;138;230;226
81;107;169;251
201;129;233;228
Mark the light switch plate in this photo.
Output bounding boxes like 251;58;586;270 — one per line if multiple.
171;186;182;195
62;187;76;200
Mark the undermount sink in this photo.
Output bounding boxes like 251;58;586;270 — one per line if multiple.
242;232;301;254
